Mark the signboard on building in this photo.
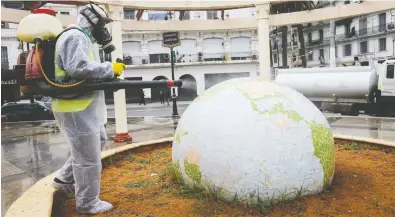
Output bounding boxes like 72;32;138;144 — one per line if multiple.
162;32;180;48
1;79;18;85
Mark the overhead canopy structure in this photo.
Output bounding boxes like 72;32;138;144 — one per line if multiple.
2;0;394;30
18;0;285;10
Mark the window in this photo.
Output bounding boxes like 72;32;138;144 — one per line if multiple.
345;23;351;37
207;10;218;20
148;12;168;20
344;0;350;4
319;29;324;41
2;1;24;9
335;46;338;58
60;12;69;15
361;61;369;66
379;38;386;52
386;64;394;79
149;54;170;63
360;41;368;53
308;32;312;43
359;18;367;36
1;46;9;69
124;9;135;19
308;51;313;61
379;13;386;31
183;11;190;20
1;22;9;29
319;49;324;58
273;54;277;63
344;44;352;56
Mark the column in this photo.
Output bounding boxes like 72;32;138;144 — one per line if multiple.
289;25;294;68
329;0;336;67
107;5;132;142
329;20;336;67
256;3;271;80
224;33;231;61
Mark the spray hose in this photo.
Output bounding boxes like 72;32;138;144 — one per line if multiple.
35;41;85;88
32;41;183;97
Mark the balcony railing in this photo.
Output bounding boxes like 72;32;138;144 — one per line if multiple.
336;22;395;40
123;52;258;66
1;60;9;70
306;37;331;47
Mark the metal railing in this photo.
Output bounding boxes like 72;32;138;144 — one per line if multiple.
306;37;331;47
123;52;258;66
1;60;9;69
336;22;395;41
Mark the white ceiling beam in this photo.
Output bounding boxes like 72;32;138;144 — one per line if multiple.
2;1;395;30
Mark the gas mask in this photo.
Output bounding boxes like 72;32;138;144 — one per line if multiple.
80;4;115;54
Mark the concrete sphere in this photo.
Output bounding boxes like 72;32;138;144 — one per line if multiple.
172;77;335;204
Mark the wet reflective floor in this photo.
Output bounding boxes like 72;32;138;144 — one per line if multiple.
1;115;395;216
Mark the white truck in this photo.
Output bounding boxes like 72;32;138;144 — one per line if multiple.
275;58;395;116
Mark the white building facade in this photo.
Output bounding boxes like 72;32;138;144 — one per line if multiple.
1;2;395;102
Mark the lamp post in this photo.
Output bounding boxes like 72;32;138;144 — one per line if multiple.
162;31;180;116
170;47;179;116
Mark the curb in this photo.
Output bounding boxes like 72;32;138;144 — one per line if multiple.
4;135;394;217
333;134;395;148
4;137;174;217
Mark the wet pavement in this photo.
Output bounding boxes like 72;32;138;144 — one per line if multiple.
106;101;191;117
327;116;395;142
1;115;395;216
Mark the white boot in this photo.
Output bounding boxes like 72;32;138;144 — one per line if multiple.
78;200;113;215
52;180;75;194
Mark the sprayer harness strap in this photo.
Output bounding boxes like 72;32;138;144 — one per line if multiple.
54;27;89;79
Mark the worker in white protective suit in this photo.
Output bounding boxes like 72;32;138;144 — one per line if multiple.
50;4;125;215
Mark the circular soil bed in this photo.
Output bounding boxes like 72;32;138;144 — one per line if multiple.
57;140;395;217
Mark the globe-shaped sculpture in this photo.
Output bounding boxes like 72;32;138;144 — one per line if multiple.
172;77;335;204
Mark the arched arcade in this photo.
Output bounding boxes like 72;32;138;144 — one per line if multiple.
178;74;197;101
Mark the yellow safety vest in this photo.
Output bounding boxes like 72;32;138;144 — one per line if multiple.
51;48;95;113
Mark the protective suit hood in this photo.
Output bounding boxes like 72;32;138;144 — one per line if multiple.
77;4;109;30
77;4;115;53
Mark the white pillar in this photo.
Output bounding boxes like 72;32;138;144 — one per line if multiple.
329;20;336;67
256;3;271;80
329;0;336;67
289;25;294;68
107;5;132;142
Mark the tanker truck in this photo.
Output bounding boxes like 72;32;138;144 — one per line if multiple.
275;58;395;117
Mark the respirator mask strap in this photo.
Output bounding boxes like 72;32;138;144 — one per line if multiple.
79;4;115;54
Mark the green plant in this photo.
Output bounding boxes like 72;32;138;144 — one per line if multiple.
124;180;152;188
156;151;168;157
137;159;150;164
164;161;184;184
178;185;208;199
127;152;135;162
344;142;360;150
255;194;268;214
108;156;114;165
193;201;225;215
384;207;395;214
370;195;380;208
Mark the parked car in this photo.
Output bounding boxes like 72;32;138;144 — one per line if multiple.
1;100;54;122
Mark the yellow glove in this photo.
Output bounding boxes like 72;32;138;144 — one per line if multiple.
112;62;126;77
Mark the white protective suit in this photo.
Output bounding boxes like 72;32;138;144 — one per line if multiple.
52;4;114;214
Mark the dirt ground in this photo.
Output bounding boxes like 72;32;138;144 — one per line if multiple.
59;140;395;217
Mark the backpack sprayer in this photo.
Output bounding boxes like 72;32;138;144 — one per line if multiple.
16;8;182;98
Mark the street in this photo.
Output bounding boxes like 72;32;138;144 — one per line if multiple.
106;101;380;118
106;101;191;117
